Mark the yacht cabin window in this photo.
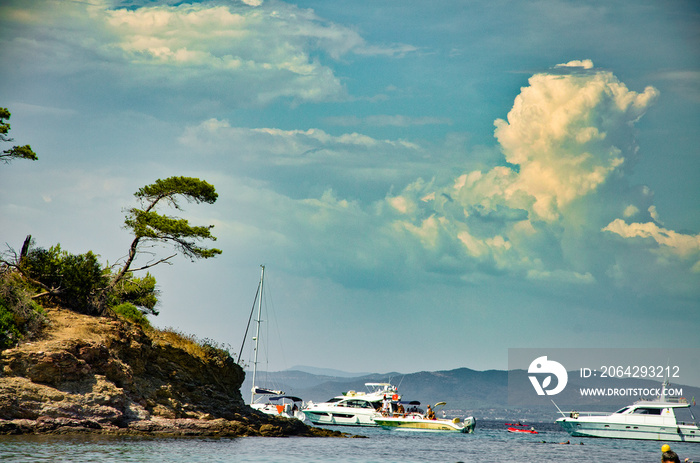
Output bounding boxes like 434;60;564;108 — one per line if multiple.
632;407;662;415
340;399;373;409
615;407;630;414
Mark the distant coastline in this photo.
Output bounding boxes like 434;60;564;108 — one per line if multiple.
244;367;700;422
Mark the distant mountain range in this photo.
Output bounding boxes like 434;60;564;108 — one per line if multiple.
242;367;700;421
288;365;373;378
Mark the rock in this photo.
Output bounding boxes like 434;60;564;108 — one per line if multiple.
0;307;344;438
259;423;284;437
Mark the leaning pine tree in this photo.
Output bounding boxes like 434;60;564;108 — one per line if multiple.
99;176;222;312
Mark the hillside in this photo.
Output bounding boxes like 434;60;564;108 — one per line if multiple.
0;308;339;437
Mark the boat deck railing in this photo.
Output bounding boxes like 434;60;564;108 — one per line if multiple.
659;396;689;404
563;411;612;418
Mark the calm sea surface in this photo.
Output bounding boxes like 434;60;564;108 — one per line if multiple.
1;421;698;462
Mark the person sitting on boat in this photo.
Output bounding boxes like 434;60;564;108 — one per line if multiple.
396;403;405;417
426;405;436;420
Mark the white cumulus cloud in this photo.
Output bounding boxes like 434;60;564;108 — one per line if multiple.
493;62;659;221
1;0;416;108
603;219;700;264
382;61;667;283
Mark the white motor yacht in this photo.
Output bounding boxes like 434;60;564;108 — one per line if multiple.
302;383;400;426
556;383;699;442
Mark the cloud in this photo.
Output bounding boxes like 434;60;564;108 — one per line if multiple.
377;61;673;283
179;118;422;163
555;59;594;70
526;268;595;284
172;60;696;292
654;70;700;102
603;219;700;265
648;205;663;225
492;60;659;221
103;1;352;104
324;114;453;127
1;0;416;109
178;118;429;202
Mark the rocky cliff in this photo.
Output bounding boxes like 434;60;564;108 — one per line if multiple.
0;308;339;437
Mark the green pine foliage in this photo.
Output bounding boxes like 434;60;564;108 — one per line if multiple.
124;176;222;261
107;272;159;315
1;107;38;163
100;176;221;311
112;302;152;329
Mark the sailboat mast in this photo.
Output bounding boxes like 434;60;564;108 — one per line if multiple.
251;265;264;404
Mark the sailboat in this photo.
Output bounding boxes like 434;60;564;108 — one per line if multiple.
238;265;305;420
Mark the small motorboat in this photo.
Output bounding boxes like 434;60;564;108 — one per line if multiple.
373;402;476;433
508;426;538;434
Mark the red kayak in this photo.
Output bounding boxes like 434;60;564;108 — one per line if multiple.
507;427;538;434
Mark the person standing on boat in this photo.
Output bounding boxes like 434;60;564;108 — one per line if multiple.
382;395;391;416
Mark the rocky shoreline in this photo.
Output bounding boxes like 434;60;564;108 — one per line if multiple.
0;308;344;438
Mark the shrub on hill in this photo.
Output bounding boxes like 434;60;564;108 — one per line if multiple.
0;238;158;348
0;271;46;349
112;302;152;330
21;244;106;314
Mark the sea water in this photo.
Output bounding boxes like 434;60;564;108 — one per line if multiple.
1;421;698;462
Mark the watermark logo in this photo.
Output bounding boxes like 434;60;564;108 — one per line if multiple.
528;356;568;396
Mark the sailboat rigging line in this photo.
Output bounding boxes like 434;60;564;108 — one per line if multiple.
262;274;289;373
251;265;265;405
237;279;261;365
551;399;567;418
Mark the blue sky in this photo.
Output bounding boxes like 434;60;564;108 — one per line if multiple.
1;0;699;382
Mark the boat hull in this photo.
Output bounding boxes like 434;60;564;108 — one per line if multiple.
374;415;476;433
507;427;537;434
301;383;400;427
251;403;305;421
557;418;700;442
303;410;378;426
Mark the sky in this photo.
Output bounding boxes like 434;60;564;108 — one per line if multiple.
1;0;699;384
